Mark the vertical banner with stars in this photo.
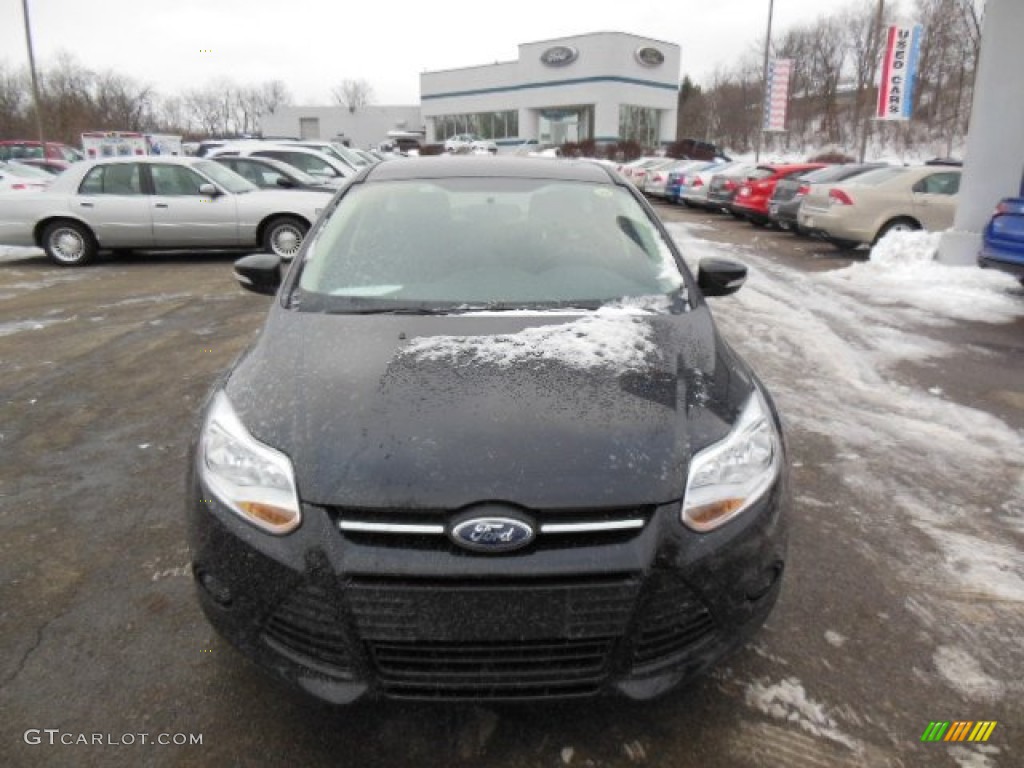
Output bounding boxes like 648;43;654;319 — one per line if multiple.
763;59;793;132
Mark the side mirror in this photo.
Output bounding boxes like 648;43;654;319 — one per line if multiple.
234;253;283;296
698;258;747;297
198;183;220;197
275;177;296;189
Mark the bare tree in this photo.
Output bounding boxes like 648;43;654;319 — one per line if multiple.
258;79;291;115
331;78;375;113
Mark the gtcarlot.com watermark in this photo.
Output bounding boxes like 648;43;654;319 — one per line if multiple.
24;729;202;746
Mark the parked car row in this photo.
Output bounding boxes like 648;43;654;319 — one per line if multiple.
635;156;965;251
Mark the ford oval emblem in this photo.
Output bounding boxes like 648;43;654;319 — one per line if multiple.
449;517;535;552
540;45;578;67
635;46;665;67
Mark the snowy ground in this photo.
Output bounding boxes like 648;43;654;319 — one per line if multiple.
669;221;1023;766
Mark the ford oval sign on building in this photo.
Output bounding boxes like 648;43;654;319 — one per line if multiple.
449;516;536;552
540;45;578;67
635;46;665;67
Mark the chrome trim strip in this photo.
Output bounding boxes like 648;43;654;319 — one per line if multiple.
338;519;646;535
540;520;646;533
339;521;445;534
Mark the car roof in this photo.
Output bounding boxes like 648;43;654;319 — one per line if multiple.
363;156;617;183
81;156;200;166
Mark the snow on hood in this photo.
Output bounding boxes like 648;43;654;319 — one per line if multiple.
401;303;664;372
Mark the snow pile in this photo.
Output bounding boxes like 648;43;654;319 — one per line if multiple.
869;229;941;268
818;229;1023;326
744;677;858;750
403;308;658;372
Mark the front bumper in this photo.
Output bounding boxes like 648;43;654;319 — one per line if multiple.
187;460;788;704
978;248;1024;278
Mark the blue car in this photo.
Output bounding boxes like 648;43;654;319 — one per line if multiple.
979;197;1024;284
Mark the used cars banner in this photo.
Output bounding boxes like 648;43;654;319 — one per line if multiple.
876;24;924;121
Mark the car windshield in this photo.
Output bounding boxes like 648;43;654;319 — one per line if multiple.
194;160;258;193
295;178;687;311
0;144;44;160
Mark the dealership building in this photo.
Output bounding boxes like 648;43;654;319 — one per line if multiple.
421;32;680;147
261;32;680;150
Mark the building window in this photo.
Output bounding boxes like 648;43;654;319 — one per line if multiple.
433;111;518;141
618;105;659;147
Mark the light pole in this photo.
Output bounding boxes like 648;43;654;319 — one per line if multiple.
859;0;886;162
21;0;46;147
755;0;775;162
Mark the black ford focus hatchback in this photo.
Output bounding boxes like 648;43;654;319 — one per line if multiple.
187;157;788;704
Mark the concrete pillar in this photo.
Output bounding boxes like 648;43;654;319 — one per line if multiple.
593;101;620;143
519;107;538;143
938;0;1024;264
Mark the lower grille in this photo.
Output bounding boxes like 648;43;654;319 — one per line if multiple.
347;577;640;642
368;637;613;700
632;576;717;670
261;583;353;678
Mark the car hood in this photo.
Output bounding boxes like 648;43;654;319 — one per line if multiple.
223;307;752;510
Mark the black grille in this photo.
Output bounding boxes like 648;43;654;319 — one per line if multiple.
347;576;639;699
346;577;640;642
368;638;614;700
261;582;353;678
631;576;717;669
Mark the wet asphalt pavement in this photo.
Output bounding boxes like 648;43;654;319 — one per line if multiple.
1;202;1021;768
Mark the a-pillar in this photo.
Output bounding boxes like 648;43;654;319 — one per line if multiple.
938;0;1024;264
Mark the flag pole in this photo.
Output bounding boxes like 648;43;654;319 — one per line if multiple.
755;0;775;162
859;0;885;162
21;0;46;148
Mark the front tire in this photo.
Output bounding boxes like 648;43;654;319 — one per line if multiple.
262;216;308;260
42;220;98;267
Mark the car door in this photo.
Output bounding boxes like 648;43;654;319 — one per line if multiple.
73;163;154;247
147;163;239;247
912;171;961;231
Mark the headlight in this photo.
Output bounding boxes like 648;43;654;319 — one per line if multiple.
199;391;301;534
682;388;781;532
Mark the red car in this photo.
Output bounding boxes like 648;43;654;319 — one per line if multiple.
0;140;83;164
733;163;827;226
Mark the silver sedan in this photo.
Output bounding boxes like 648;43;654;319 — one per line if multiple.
0;156;332;266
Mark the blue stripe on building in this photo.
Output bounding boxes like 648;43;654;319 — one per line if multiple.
423;76;678;101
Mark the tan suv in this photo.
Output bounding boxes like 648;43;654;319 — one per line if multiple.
798;166;961;249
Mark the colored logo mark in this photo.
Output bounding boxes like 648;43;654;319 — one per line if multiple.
921;721;997;743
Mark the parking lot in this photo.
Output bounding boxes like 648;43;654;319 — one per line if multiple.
1;201;1022;768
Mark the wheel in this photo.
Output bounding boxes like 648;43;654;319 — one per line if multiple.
827;237;861;251
682;200;695;208
42;220;98;267
750;218;767;228
262;216;308;260
874;217;920;243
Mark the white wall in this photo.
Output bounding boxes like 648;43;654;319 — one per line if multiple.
259;105;423;150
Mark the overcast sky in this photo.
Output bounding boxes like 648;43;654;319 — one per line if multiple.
2;0;910;105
